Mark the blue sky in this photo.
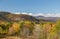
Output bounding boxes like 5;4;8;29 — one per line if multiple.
0;0;60;14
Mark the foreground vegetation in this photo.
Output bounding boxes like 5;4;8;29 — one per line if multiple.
0;19;60;39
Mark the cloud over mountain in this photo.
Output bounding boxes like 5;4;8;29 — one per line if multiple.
15;12;33;15
34;13;60;17
15;12;60;17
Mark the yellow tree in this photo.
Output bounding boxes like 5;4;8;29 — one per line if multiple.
19;21;34;36
39;22;56;39
9;22;20;35
12;22;20;33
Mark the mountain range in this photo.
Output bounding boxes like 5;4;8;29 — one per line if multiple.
0;12;39;23
0;11;59;23
34;16;60;22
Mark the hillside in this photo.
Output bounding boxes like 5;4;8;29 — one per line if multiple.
0;12;59;39
0;12;39;22
0;12;11;21
34;16;60;22
0;11;57;23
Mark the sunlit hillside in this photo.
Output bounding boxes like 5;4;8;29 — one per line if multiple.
0;12;60;39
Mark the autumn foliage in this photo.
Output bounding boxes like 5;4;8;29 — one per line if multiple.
0;20;60;39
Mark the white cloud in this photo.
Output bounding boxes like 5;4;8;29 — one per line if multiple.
21;12;33;15
21;12;28;14
34;13;60;17
15;12;33;15
14;12;20;14
14;12;60;17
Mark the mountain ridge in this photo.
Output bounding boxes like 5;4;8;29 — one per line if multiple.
0;11;40;23
34;16;60;22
